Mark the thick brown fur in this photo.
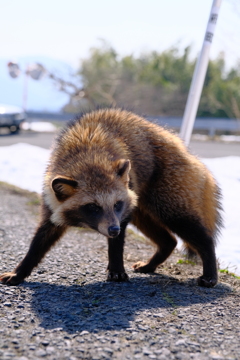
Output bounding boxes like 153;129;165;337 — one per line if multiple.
0;109;222;287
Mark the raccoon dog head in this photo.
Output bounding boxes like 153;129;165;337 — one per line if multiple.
45;159;137;238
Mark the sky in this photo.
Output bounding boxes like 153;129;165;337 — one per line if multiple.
1;0;239;69
0;0;239;111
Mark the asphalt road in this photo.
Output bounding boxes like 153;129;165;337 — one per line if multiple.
1;182;240;360
0;130;56;150
0;130;240;158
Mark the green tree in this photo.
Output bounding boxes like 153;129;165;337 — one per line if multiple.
62;42;240;118
198;56;240;118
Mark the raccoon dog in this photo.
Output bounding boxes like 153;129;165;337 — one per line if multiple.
0;109;222;287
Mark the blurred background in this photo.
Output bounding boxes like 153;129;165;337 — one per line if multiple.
0;0;239;116
0;0;240;273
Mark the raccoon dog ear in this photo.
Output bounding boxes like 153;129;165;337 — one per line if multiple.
52;176;78;201
115;159;131;184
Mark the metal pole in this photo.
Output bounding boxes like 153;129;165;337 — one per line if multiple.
179;0;222;146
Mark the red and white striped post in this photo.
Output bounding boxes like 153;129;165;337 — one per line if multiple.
180;0;222;146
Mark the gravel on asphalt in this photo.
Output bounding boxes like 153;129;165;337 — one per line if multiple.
0;182;240;360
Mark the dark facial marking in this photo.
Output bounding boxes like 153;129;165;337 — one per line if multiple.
64;203;103;229
114;201;124;213
82;203;103;216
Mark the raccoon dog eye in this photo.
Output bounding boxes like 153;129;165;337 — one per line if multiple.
114;201;123;212
84;203;102;214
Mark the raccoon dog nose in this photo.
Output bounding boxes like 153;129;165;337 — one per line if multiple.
108;226;120;237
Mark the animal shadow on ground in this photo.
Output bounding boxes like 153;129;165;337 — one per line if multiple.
23;274;231;334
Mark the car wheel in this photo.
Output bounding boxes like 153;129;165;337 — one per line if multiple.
9;125;20;134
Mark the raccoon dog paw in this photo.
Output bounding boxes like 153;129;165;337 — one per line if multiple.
197;275;217;288
107;271;129;282
0;272;23;286
133;261;155;273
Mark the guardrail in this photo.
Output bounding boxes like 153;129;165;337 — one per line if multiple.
147;116;240;137
26;111;73;121
26;112;240;136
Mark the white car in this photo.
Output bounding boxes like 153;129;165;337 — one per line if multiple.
0;104;26;133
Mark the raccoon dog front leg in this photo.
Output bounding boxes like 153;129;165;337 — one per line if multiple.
107;219;129;282
0;205;66;285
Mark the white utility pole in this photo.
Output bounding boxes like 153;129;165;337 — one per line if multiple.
180;0;222;146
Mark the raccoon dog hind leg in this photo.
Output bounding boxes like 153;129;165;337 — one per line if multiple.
132;139;222;288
